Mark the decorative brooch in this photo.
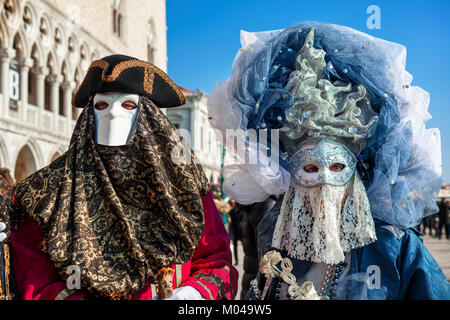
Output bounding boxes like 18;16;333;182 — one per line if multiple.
259;250;327;300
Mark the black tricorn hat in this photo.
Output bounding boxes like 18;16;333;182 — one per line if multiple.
72;54;186;108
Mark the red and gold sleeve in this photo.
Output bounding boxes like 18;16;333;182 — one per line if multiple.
179;191;239;300
9;203;86;300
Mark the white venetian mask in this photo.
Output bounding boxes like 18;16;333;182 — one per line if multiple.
288;139;357;188
93;92;139;146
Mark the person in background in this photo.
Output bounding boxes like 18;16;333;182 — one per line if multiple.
431;213;440;237
240;196;277;299
210;182;220;195
228;200;244;266
437;199;449;240
213;196;232;233
422;215;433;236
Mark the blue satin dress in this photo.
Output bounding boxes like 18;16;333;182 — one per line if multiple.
347;219;450;299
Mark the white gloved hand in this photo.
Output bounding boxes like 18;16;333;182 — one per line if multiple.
164;286;205;300
0;222;7;243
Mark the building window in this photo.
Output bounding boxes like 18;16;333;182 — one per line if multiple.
28;70;37;106
147;45;154;64
58;85;64;116
147;20;156;63
44;76;51;111
200;126;204;151
112;0;123;38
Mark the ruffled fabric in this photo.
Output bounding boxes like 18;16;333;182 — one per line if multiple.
207;21;441;228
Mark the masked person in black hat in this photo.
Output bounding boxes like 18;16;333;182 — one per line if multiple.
9;55;238;300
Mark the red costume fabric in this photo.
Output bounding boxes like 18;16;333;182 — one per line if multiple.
10;191;238;300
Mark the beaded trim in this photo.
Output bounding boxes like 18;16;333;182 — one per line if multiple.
319;264;334;296
327;261;348;299
249;279;261;300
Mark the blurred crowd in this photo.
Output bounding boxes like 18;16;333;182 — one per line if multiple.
417;198;450;240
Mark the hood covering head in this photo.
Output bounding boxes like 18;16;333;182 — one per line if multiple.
13;57;209;299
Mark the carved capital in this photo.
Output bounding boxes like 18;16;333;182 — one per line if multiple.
0;48;16;60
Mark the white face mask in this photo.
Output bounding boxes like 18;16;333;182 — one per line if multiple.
93;93;139;146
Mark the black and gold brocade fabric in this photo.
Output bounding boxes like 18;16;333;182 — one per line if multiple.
13;96;209;299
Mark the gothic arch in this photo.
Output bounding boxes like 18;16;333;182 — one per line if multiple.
74;66;82;87
0;14;9;48
48;145;65;164
12;30;28;58
30;42;42;67
61;60;71;82
13;138;43;181
22;138;43;168
46;51;57;75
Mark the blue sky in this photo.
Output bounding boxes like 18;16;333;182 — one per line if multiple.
166;0;450;183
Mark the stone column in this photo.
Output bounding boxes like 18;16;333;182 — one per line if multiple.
61;80;75;135
0;48;16;119
32;66;47;108
18;57;33;122
31;66;48;127
47;74;62;131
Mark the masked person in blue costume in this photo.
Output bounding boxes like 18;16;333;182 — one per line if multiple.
207;22;450;300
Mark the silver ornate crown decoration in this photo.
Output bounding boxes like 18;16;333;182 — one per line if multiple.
281;27;379;156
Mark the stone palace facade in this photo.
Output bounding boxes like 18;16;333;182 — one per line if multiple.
0;0;168;181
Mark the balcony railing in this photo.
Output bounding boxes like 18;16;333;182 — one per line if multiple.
0;93;77;139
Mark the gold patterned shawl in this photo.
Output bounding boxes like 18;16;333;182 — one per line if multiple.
13;96;209;299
